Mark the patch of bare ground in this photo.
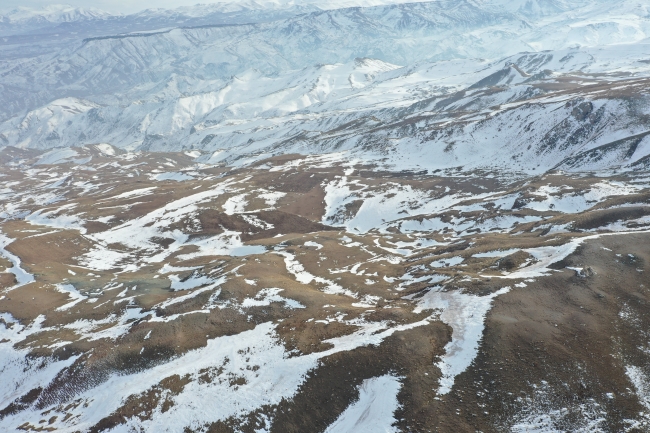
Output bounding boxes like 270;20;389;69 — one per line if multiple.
277;186;329;222
202;322;449;433
194;210;336;241
0;283;69;322
2;149;650;432
4;228;92;268
89;374;192;432
0;273;16;289
421;232;650;432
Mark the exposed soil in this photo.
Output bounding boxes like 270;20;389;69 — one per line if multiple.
1;150;650;432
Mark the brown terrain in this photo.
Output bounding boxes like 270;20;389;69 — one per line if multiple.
0;145;649;432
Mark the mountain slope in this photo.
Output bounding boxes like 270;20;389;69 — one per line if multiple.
2;1;650;432
4;44;650;174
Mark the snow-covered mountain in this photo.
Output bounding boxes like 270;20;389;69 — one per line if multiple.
0;4;112;24
3;2;650;433
0;0;640;109
1;0;650;174
0;4;113;38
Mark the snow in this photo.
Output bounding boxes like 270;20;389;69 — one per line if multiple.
0;0;650;182
2;1;650;430
525;182;641;213
0;315;432;432
304;241;324;250
152;172;195;182
241;288;306;309
158;264;202;274
157;285;222;309
431;257;464;268
0;5;111;24
108;187;157;200
55;284;88;311
0;233;34;290
509;380;609;432
0;314;80;410
491;229;650;281
258;191;287;207
26;208;86;234
415;286;511;395
323;315;432;353
324;375;401;433
626;366;650;412
375;237;446;256
242;214;274;229
169;272;217;291
277;251;357;298
473;249;520;258
223;193;248;215
499;241;586;279
323;177;493;233
478;237;598;281
175;230;266;261
64;307;151;341
94;143;116;156
35;148;80;165
80;179;270;270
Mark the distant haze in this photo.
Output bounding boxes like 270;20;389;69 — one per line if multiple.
0;1;242;14
0;0;435;15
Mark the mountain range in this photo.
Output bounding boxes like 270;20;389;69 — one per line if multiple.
2;2;650;432
0;0;649;174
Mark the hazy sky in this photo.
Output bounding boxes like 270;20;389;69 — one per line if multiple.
1;1;225;14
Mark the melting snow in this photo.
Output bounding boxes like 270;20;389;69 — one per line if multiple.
169;272;216;291
55;284;88;311
241;288;306;309
152;172;195;182
0;233;35;290
415;286;511;395
0;316;431;432
0;314;80;409
473;249;520;258
223;193;248;215
325;375;402;433
431;257;464;268
277;251;357;298
35;148;81;165
304;241;324;250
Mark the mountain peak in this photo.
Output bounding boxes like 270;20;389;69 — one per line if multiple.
0;4;114;24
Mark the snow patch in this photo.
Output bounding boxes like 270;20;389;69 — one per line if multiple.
0;233;35;290
241;288;305;309
325;375;402;433
415;286;511;395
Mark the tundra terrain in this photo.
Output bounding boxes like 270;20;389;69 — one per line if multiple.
1;146;649;432
3;0;650;431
